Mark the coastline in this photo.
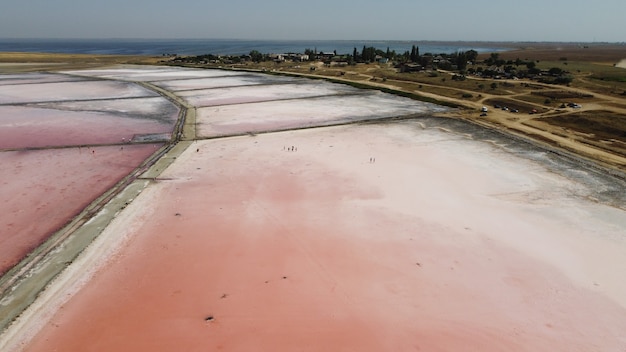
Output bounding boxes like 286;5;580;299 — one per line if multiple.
0;38;517;56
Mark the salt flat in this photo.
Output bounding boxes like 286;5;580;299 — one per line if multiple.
0;71;179;277
62;66;247;82
1;67;625;351
153;74;301;91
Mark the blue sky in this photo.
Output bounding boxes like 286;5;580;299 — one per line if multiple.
1;0;624;42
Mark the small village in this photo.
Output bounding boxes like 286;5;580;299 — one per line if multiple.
170;46;574;85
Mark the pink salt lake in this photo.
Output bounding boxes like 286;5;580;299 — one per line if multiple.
2;67;625;351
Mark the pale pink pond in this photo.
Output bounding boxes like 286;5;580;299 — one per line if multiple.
154;74;300;91
0;80;157;104
63;66;246;82
19;122;626;351
0;144;162;275
196;93;445;137
0;72;178;275
0;73;85;85
0;103;177;149
177;81;357;107
2;67;626;352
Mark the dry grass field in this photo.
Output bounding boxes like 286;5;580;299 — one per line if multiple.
0;52;164;72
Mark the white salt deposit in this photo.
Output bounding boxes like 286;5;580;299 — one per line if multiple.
177;81;362;107
153;74;300;91
0;81;157;104
62;66;247;82
32;97;179;122
0;73;86;85
196;92;446;137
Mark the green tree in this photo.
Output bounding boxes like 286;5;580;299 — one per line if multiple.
485;52;499;66
548;67;564;75
466;50;478;63
554;75;573;85
410;45;419;62
361;46;377;62
401;50;410;62
249;50;264;62
455;51;468;71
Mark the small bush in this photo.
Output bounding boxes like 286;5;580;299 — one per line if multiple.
452;74;466;81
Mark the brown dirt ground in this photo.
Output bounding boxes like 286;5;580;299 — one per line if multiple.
0;52;164;72
485;43;626;63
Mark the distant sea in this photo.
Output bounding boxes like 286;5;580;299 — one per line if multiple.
0;38;510;56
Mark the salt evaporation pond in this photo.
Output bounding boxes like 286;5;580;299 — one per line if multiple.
196;93;447;137
0;72;88;85
0;71;179;275
1;66;626;351
62;66;247;82
0;144;162;274
0;98;178;149
0;80;157;104
154;74;303;91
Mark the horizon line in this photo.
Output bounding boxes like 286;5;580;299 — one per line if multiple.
1;37;625;45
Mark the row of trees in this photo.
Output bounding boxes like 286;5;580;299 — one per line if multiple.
349;45;478;66
175;44;480;68
301;44;435;64
477;53;572;83
170;46;573;85
352;45;421;63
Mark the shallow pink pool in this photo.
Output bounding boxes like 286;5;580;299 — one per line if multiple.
0;144;162;275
